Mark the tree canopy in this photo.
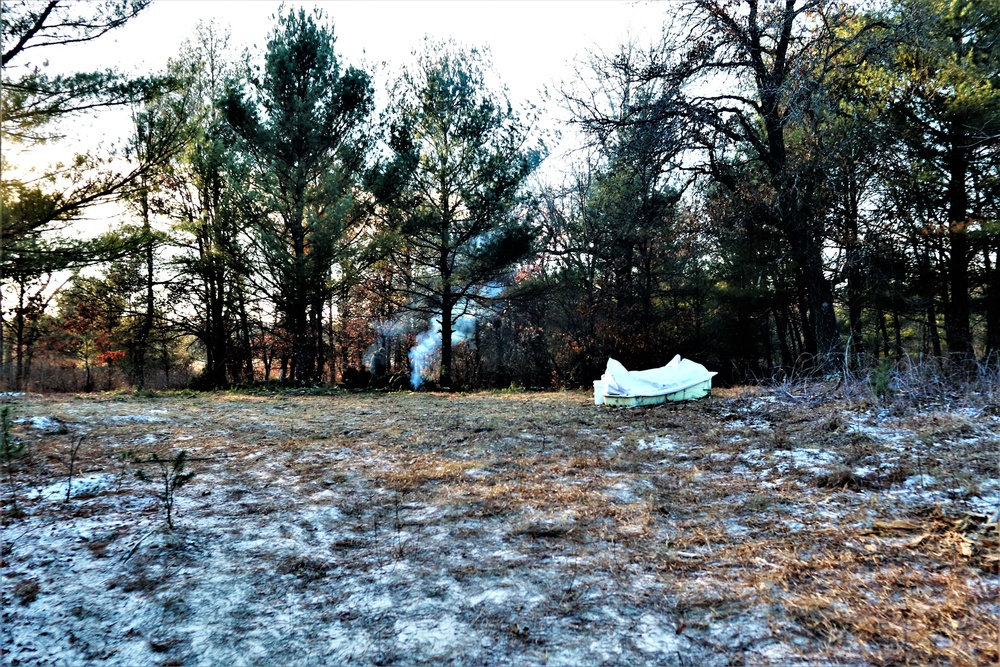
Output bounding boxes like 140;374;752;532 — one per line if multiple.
375;40;538;388
3;0;999;392
223;6;373;383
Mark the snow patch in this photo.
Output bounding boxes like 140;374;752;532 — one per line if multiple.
723;417;770;431
637;435;679;451
28;473;117;501
903;474;936;488
467;588;512;607
773;448;838;474
608;479;653;504
394;615;461;657
633;613;685;654
108;415;168;423
15;415;64;431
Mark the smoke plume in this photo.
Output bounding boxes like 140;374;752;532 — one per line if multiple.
408;314;477;389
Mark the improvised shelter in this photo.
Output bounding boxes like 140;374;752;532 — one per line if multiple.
594;355;716;407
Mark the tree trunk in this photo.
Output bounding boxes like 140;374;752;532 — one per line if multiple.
289;284;309;383
844;177;865;371
311;301;325;383
134;185;155;390
761;99;838;369
202;229;229;388
773;307;793;369
926;298;942;359
237;291;254;383
945;121;973;359
892;308;903;360
13;279;26;391
916;240;943;358
786;219;838;369
0;283;6;388
986;244;1000;358
288;179;313;383
878;310;890;359
207;289;228;388
795;273;817;363
440;287;453;389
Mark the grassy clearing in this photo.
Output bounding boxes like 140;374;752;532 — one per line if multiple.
2;385;998;666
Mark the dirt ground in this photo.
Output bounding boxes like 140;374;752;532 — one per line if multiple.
1;385;998;666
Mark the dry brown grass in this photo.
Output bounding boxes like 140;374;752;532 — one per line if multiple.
3;386;998;666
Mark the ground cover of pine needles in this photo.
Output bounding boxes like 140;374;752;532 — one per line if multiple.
2;385;998;666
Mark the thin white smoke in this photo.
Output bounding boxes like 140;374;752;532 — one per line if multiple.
409;318;442;389
408;314;478;389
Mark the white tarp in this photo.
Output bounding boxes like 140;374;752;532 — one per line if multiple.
594;355;716;404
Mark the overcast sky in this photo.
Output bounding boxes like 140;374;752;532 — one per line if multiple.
43;0;668;108
19;0;672;218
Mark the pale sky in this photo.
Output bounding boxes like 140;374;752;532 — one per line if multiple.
16;0;672;225
42;0;668;111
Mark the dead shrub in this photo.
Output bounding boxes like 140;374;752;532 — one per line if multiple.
121;571;167;594
380;456;474;492
815;466;879;491
13;578;39;605
330;537;366;550
841;432;879;466
822;414;845;432
515;521;578;540
148;637;182;653
274;554;332;582
769;424;792;450
879;463;914;487
741;494;774;513
84;536;117;559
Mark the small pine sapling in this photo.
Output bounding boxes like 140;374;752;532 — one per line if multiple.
60;436;85;503
1;405;27;517
133;450;196;529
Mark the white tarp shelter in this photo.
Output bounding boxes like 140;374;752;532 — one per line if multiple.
594;355;717;407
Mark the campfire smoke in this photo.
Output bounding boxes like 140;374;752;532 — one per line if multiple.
408;314;477;389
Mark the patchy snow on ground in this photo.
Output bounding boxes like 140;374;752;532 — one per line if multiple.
1;387;998;666
26;473;118;502
106;415;169;424
14;416;64;432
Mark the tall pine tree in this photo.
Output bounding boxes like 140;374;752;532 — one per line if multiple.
225;7;373;383
377;40;538;388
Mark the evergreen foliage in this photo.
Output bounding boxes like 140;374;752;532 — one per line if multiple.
375;40;539;387
133;450;196;530
223;6;373;383
1;1;998;390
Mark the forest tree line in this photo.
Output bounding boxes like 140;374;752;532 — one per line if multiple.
2;0;999;392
